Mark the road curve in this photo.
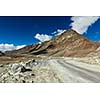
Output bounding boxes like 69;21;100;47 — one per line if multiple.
49;58;100;83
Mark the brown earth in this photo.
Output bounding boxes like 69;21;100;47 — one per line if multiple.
5;29;98;57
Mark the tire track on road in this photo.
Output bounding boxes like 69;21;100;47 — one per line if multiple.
57;59;100;82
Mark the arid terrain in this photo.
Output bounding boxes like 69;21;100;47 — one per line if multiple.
0;57;100;83
0;29;100;83
5;29;98;57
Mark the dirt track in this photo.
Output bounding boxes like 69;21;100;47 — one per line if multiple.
48;58;100;82
1;57;100;83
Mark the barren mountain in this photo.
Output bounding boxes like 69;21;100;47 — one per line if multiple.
5;29;98;57
87;45;100;58
86;41;100;57
1;29;100;83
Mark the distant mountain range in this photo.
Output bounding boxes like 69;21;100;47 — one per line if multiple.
2;29;99;57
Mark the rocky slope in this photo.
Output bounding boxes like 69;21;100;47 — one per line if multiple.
1;57;100;83
86;45;100;65
5;29;98;57
0;51;5;56
95;42;100;47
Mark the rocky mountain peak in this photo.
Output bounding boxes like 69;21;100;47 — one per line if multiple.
5;29;98;57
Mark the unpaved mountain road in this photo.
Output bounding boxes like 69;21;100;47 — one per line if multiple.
1;57;100;83
49;58;100;83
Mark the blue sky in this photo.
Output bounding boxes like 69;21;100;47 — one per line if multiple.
0;16;71;45
84;18;100;41
0;16;100;51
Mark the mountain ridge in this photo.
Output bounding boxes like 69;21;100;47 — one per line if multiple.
4;29;98;57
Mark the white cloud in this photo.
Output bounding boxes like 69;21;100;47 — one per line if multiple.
35;33;52;42
70;16;100;34
52;29;66;36
0;44;26;52
15;45;26;50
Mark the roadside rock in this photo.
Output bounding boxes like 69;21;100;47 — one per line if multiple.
0;64;3;67
20;66;32;73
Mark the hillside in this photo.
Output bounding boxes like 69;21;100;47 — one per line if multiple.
5;29;98;57
0;51;5;56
